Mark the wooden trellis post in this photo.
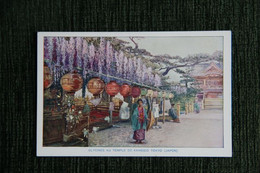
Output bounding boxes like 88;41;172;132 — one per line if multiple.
191;100;194;113
163;97;165;123
185;102;188;115
108;95;113;124
177;102;181;117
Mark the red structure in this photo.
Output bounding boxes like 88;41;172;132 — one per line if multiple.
192;62;223;109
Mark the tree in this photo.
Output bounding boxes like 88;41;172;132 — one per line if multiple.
124;37;222;73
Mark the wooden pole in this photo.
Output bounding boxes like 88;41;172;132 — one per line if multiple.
185;102;188;115
163;97;165;124
177;102;180;117
108;95;113;124
191;101;194;113
129;96;132;120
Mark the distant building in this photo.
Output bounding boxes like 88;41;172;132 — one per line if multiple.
191;61;223;109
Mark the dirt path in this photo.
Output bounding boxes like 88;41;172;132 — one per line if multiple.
89;109;223;148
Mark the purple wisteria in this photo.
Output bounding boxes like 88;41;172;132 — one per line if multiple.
43;37;162;86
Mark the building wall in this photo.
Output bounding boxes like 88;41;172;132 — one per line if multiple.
195;76;223;109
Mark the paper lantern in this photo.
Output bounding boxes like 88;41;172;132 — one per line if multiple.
162;91;166;98
153;91;158;98
44;63;53;89
131;87;141;98
141;88;148;96
146;89;153;97
87;77;105;96
105;81;120;96
169;93;174;99
60;71;83;93
120;84;131;97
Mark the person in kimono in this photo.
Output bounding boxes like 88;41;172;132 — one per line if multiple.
194;99;200;113
169;103;180;123
131;99;150;144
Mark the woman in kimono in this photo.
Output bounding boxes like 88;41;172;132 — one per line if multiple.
131;99;149;144
194;99;200;113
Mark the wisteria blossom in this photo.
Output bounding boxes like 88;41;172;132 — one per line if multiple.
43;37;161;87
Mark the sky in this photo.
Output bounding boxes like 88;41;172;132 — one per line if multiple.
120;36;223;83
120;36;223;58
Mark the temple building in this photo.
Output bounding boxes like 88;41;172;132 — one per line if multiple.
191;61;223;109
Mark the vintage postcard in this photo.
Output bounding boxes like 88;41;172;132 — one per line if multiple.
37;31;232;157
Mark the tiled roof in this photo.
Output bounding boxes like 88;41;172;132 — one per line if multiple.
191;61;223;77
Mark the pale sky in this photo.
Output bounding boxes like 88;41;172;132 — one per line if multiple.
119;36;223;83
120;36;223;58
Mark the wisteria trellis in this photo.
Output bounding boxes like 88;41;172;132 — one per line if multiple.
44;37;162;87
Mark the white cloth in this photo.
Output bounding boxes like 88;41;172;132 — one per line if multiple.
90;98;101;106
104;116;110;122
114;93;124;101
74;89;83;98
121;101;129;107
74;88;94;99
109;102;115;111
119;101;130;120
164;99;171;112
152;103;159;118
85;88;94;99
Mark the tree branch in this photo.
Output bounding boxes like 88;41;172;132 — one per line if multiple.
129;37;138;49
161;60;203;76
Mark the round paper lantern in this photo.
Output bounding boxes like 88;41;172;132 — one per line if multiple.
131;87;141;98
162;91;166;98
141;88;148;96
87;77;105;96
106;81;120;96
153;91;158;98
146;89;153;97
44;63;53;89
169;93;174;99
120;84;131;97
60;71;83;93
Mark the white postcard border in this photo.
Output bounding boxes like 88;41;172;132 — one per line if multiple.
37;31;232;157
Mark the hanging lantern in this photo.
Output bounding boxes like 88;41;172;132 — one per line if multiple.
120;83;131;97
87;77;105;96
44;63;53;89
162;91;166;98
105;81;120;96
141;88;148;96
169;93;174;99
131;87;141;98
153;91;158;98
146;89;153;97
60;71;83;93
